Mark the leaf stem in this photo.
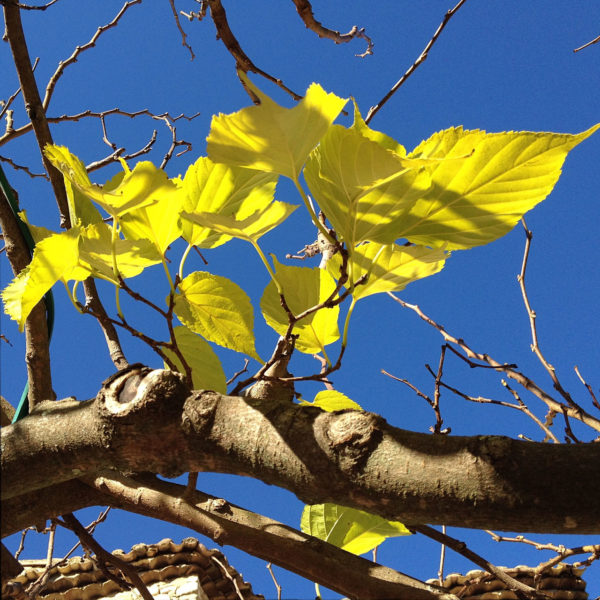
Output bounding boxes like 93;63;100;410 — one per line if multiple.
110;219;124;320
293;177;334;242
178;243;193;281
250;239;283;294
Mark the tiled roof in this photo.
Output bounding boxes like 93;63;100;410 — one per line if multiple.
428;564;588;600
2;539;263;600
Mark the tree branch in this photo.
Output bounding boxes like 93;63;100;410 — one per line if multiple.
2;369;599;534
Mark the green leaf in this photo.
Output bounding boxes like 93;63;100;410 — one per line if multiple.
400;124;600;249
180;156;278;248
174;271;260;360
344;243;447;300
304;125;431;246
46;145;176;218
207;74;347;180
163;326;227;393
260;257;339;354
298;389;363;411
119;181;184;254
78;223;162;282
2;227;83;331
181;200;297;243
301;504;410;556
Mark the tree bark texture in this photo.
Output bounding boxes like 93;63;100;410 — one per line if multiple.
2;369;599;537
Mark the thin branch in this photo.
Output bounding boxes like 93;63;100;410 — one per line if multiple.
58;513;154;600
168;0;195;59
412;525;547;600
207;0;302;101
266;563;282;600
388;293;600;433
517;220;579;410
1;107;200;146
42;0;143;111
0;0;60;9
365;0;469;123
573;33;600;53
3;1;70;225
0;56;39;121
86;129;158;173
0;154;48;179
574;365;600;411
291;0;373;57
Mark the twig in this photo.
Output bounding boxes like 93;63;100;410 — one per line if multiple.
168;0;195;59
388;293;600;433
42;0;142;110
0;56;39;121
0;0;60;9
211;555;245;600
291;0;373;57
207;0;302;101
58;513;154;600
266;563;282;600
437;525;447;586
86;129;158;173
0;154;48;179
430;345;446;433
573;34;600;53
412;525;547;600
1;107;200;146
574;365;600;411
517;220;579;410
365;0;469;123
156;115;192;169
226;358;249;385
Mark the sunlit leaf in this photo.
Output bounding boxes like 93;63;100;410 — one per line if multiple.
207;74;347;180
298;390;363;411
174;271;260;360
181;201;297;243
180;156;278;248
301;504;410;556
119;182;184;254
163;326;227;393
400;124;600;249
2;227;83;331
78;223;162;282
260;257;339;354
46;145;176;218
344;243;447;300
351;101;406;157
304;125;431;246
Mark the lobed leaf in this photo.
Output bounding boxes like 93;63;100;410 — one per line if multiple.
180;156;278;248
207;74;347;180
298;389;363;411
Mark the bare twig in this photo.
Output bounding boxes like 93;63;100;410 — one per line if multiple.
574;365;600;411
366;0;469;123
86;129;158;173
388;293;600;433
573;34;600;53
0;56;38;121
226;358;249;386
266;563;282;600
0;154;48;179
207;0;302;101
42;0;143;110
437;525;447;586
59;513;154;600
412;525;547;600
168;0;195;59
291;0;373;57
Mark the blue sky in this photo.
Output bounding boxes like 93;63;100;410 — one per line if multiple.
2;1;599;597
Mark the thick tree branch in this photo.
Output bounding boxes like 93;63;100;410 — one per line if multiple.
2;369;599;534
83;472;455;600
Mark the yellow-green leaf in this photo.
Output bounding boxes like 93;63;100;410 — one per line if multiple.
119;182;184;254
180;156;278;248
46;145;176;218
344;243;447;300
78;223;162;282
351;101;406;157
298;389;363;411
2;227;83;330
163;326;227;393
304;125;431;246
260;257;339;354
401;124;600;249
181;200;297;243
207;74;347;180
174;271;260;360
301;504;410;556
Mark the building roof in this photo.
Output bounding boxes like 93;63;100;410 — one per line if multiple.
2;538;263;600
